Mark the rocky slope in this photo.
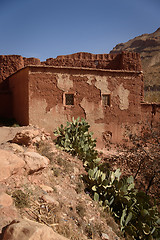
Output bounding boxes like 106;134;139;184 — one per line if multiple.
110;27;160;102
0;126;123;240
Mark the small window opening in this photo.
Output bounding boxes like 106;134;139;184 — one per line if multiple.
65;93;74;105
95;60;99;66
102;94;111;107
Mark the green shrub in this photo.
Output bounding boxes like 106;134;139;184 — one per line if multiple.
54;117;99;169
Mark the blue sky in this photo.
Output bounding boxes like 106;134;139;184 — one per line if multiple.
0;0;159;61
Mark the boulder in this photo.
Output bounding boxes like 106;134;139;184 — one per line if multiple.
11;129;40;146
0;192;13;207
24;152;50;174
11;129;51;146
0;207;19;235
0;149;25;182
2;218;69;240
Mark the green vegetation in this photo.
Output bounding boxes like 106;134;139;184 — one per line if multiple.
54;118;160;240
54;117;98;169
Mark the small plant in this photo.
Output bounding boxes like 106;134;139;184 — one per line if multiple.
55;156;73;173
36;141;54;161
85;224;93;239
12;189;30;208
75;180;84;194
76;203;86;218
52;167;61;177
56;156;65;166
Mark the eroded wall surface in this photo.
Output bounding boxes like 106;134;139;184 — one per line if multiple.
28;66;143;146
0;55;41;86
141;103;160;126
45;52;142;71
0;52;141;87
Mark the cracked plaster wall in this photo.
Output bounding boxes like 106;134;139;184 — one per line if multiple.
56;73;73;91
29;98;68;132
72;74;130;110
114;83;130;110
27;68;142;145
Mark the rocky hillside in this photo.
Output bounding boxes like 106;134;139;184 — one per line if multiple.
110;28;160;102
0;126;123;240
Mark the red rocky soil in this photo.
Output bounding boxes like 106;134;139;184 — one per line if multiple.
0;126;123;240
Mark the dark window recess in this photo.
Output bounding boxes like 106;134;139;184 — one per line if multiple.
102;94;111;106
65;94;74;105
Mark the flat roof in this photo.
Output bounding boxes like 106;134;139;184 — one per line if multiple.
7;64;143;79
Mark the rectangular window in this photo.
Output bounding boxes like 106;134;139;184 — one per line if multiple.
102;94;111;107
65;93;74;105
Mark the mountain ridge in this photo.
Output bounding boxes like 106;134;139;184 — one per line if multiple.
110;28;160;102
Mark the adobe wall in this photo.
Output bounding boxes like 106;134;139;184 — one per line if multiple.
0;52;143;146
45;52;141;71
28;66;143;146
141;103;160;126
0;52;141;88
0;55;41;88
9;68;29;125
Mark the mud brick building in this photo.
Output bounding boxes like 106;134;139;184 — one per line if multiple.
0;52;159;146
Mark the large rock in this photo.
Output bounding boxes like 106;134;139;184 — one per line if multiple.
0;207;19;235
2;219;69;240
0;192;18;235
0;192;13;207
11;128;51;146
0;149;25;182
11;129;40;146
24;152;50;174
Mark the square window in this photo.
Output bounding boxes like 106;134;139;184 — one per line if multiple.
102;94;111;106
65;93;74;105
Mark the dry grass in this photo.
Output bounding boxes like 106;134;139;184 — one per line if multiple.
12;189;30;208
36;141;54;161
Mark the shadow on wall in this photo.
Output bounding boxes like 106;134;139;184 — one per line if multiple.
0;80;13;121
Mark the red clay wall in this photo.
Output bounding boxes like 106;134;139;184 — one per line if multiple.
28;66;143;146
0;55;24;87
0;52;141;88
141;103;160;125
9;68;29;125
0;52;143;146
0;55;41;86
45;52;142;71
